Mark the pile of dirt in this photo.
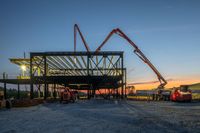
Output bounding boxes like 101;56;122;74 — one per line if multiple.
45;98;59;103
12;99;43;107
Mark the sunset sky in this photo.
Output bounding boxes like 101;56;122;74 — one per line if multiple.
0;0;200;90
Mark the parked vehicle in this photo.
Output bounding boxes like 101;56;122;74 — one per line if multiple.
60;87;78;103
152;89;171;101
170;85;192;102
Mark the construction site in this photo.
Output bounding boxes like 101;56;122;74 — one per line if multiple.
0;24;185;103
0;23;200;133
2;2;200;133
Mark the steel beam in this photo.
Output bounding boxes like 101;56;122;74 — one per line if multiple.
31;51;123;56
44;55;47;100
121;54;124;99
30;54;34;99
17;84;20;99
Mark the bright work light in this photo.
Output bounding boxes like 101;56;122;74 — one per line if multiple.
20;65;26;71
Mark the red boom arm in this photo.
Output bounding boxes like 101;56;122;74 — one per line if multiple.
74;24;90;52
95;28;167;88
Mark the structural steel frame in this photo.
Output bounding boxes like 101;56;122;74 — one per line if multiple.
29;51;125;99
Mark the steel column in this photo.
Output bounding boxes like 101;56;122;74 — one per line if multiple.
30;54;34;99
3;73;7;99
17;84;20;99
4;83;6;99
53;83;56;99
121;54;124;99
44;55;47;100
125;69;127;98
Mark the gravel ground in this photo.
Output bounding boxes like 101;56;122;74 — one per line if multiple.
0;100;200;133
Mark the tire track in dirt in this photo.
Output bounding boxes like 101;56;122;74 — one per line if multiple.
119;100;189;133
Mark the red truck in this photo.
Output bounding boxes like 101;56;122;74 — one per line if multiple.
60;87;78;103
170;85;192;102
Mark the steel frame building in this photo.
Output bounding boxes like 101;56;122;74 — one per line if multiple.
0;51;126;100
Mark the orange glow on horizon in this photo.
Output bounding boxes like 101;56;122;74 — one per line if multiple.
133;78;200;90
78;78;200;94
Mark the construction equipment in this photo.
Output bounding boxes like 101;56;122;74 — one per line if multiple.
152;89;171;101
74;24;90;52
170;85;192;102
95;28;167;89
73;24;167;99
60;87;78;103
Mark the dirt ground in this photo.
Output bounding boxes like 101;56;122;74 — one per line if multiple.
0;100;200;133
